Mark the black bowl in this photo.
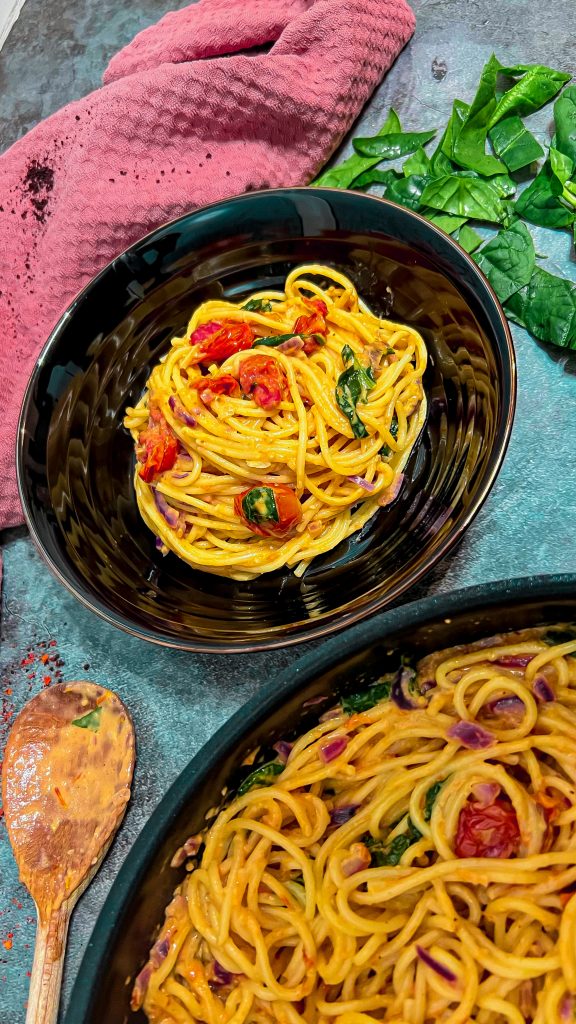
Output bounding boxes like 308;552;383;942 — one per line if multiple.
62;573;576;1024
17;188;515;652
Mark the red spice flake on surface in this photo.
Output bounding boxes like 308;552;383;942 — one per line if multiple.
4;689;11;696
42;676;51;686
40;654;50;664
2;934;13;951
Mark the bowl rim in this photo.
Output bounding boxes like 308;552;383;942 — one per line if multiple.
63;571;576;1024
17;187;517;653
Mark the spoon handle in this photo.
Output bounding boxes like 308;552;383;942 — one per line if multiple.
26;904;71;1024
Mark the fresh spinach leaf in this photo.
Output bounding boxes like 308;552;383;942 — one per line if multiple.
550;147;574;186
341;677;394;714
455;224;483;253
237;761;284;796
423;781;445;822
312;109;401;188
504;286;529;328
489;63;571;126
352;168;400;190
384;173;430;211
473;221;535;302
425;211;468;233
451;55;507;176
488;116;544;172
379;414;398;457
403;147;431;177
554;85;576;164
522;267;576;350
441;99;471;160
335;346;376;438
364;818;422;866
353;130;436;160
514;160;575;228
72;707;102;732
241;298;273;312
420;175;509;224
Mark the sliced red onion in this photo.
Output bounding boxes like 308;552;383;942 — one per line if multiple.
493;654;533;669
171;472;190;479
273;740;293;764
416;946;457;983
330;804;358;826
487;696;525;720
170;833;202;868
168;395;197;426
150;936;170;969
277;335;304;354
420;680;436;694
213;961;234;986
472;782;501;806
341;842;371;877
302;695;328;708
347;474;376;492
319;735;348;763
377;473;405;507
153;490;180;528
391;667;418;710
533;676;555;703
560;995;574;1021
447;720;494;749
320;707;343;722
131;964;152;1011
190;321;221;344
155;536;169;555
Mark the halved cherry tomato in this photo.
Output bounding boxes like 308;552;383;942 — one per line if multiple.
198;374;240;405
239;354;287;411
455;797;521;859
190;321;254;365
234;484;303;538
293;300;328;355
137;420;178;482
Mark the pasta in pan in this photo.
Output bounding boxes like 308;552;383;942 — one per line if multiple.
132;625;576;1024
124;266;427;580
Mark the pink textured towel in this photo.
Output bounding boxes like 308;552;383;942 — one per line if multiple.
0;0;414;530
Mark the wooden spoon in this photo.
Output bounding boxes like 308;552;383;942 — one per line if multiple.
2;682;136;1024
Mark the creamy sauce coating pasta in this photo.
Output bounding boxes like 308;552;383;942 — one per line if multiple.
124;266;427;580
133;626;576;1024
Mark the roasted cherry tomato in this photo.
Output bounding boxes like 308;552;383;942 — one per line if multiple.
190;321;254;365
137;421;178;482
455;797;521;859
293;300;328;355
234;484;303;538
198;374;240;405
239;354;288;411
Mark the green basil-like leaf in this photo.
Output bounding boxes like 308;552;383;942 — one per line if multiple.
72;707;102;732
488;116;544;172
489;63;571;127
335;347;375;439
241;298;273;312
341;677;394;714
423;781;445;822
312;109;401;188
403;147;431;177
514;160;575;228
237;761;284;797
241;486;279;525
353;130;436;160
253;332;302;347
455;224;483;253
420;175;509;224
473;221;535;303
521;267;576;350
554;86;576;164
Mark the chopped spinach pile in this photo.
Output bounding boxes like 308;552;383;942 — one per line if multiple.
237;760;284;796
312;57;576;351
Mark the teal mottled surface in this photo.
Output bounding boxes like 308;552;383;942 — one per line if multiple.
1;0;576;1019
